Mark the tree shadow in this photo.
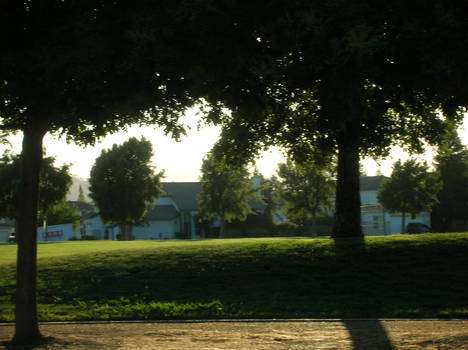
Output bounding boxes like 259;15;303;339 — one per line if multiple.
0;336;66;350
333;236;394;350
342;320;394;350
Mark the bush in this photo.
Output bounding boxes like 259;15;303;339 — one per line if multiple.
80;235;97;240
273;221;300;236
174;232;189;240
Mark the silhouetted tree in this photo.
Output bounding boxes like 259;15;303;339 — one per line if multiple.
90;137;163;240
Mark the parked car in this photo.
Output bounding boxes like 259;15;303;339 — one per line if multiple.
406;223;431;234
8;234;16;243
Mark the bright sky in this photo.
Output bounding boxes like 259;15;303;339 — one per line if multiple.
2;110;467;181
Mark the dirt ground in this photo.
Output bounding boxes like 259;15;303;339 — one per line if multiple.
0;320;467;350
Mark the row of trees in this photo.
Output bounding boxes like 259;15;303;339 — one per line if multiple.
1;133;465;239
2;0;467;343
200;134;467;237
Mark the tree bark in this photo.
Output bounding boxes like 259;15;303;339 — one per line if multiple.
13;125;46;344
401;212;406;234
120;224;128;240
219;217;225;238
332;131;363;238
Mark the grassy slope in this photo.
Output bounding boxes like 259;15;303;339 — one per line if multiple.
0;234;467;321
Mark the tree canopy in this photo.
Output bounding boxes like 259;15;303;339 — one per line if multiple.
197;151;259;238
89;137;163;240
41;200;81;230
201;1;468;237
0;1;212;341
377;159;442;233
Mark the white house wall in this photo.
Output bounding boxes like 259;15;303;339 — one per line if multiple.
133;219;180;240
360;190;379;205
37;224;80;242
80;215;110;239
362;211;431;235
0;229;12;242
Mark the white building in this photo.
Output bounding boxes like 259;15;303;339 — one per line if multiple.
360;176;431;235
37;223;80;242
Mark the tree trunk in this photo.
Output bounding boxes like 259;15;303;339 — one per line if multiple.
332;131;363;238
401;212;406;234
120;224;128;240
219;217;225;238
310;216;317;237
13;125;46;344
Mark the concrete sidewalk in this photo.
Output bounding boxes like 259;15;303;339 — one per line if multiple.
1;319;467;349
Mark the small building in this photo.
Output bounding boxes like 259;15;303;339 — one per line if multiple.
133;182;202;239
360;176;431;235
37;223;80;242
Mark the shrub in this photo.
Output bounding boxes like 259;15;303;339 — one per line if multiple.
273;221;300;236
174;232;188;240
80;235;97;240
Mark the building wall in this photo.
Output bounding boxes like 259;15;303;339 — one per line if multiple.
360;190;379;205
80;215;110;239
133;219;180;240
362;210;431;235
0;229;12;242
37;224;80;242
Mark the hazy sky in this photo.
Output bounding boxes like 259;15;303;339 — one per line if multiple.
2;110;467;181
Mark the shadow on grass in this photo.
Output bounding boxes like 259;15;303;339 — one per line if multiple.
333;236;394;350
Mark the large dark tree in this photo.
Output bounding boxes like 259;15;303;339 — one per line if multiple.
0;1;207;343
89;137;163;240
197;1;468;237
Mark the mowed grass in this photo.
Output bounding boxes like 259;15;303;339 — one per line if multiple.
0;233;467;322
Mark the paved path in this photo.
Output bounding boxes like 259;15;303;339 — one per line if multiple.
1;320;467;349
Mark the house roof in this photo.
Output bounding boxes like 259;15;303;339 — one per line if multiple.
359;176;388;191
145;204;180;221
161;182;266;212
68;201;95;215
161;182;201;211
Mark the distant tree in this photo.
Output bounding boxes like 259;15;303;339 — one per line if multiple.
198;152;259;238
40;200;81;230
431;135;468;232
259;174;281;226
377;159;442;233
0;152;72;221
277;158;335;234
89;137;163;240
77;185;86;203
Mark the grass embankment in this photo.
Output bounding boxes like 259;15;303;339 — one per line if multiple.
0;234;467;321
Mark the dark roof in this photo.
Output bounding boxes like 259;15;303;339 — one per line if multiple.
161;182;267;212
359;176;388;191
145;204;179;221
161;182;201;211
68;201;95;215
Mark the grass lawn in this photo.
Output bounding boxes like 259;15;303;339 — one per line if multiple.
0;233;467;321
